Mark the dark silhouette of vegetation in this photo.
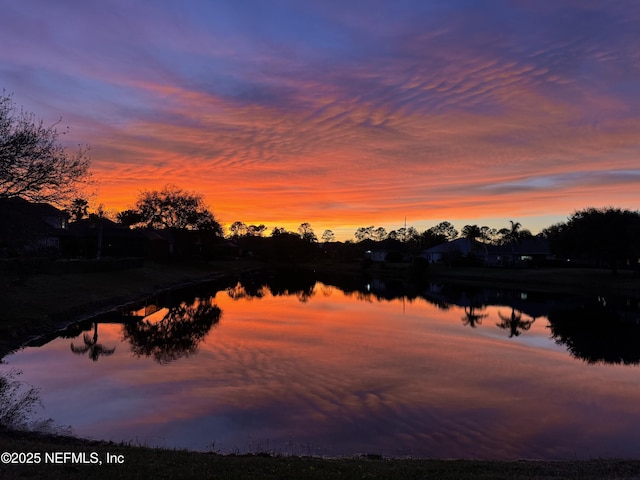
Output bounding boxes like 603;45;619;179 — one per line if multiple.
67;197;89;222
122;300;222;364
496;307;535;337
119;185;222;234
429;221;458;241
462;304;488;328
498;220;532;245
355;226;374;242
70;322;116;362
0;91;91;206
548;298;640;364
0;369;41;430
232;227;321;262
228;221;269;238
321;229;335;243
298;222;317;242
543;208;640;274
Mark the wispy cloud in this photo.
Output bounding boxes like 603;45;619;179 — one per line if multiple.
1;0;638;235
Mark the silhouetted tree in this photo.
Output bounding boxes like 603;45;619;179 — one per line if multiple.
497;220;532;265
116;209;143;227
372;227;387;242
498;220;532;245
496;307;535;337
271;226;289;236
70;323;116;362
321;229;335;243
461;224;487;258
0;91;91;205
247;224;267;237
122;300;222;364
548;299;640;364
355;226;374;242
418;229;447;249
127;185;222;233
298;222;317;242
88;204;107;260
545;207;640;274
229;221;248;238
462;224;482;243
480;226;501;245
429;222;458;241
67;197;89;222
462;304;488;328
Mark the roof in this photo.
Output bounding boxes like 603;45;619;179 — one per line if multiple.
0;197;67;240
422;238;474;255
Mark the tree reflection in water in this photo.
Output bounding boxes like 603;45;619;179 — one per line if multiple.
496;307;535;337
122;299;221;364
70;323;116;362
462;304;488;328
548;300;640;365
230;269;317;303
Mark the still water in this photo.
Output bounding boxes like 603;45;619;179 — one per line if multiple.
3;272;640;459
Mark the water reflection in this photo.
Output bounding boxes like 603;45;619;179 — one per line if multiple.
230;269;317;302
122;299;221;364
4;270;640;459
50;271;640;367
496;307;536;338
70;323;116;362
462;305;488;328
548;298;640;365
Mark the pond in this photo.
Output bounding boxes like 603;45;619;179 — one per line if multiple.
3;270;640;460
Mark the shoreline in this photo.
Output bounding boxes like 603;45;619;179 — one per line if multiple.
2;429;640;480
2;261;639;359
3;261;640;478
0;260;262;359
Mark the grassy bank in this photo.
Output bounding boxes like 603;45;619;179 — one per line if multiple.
426;264;640;297
2;430;640;480
314;260;640;297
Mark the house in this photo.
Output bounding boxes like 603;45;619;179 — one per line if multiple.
0;197;69;255
420;238;487;264
364;250;389;262
421;236;552;267
65;217;147;258
486;237;552;266
363;238;411;263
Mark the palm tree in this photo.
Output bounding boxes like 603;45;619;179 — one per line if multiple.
462;224;488;262
70;322;116;362
496;307;535;338
498;220;531;265
462;304;488;328
68;198;89;222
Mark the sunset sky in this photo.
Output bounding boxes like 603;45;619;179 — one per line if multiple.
1;1;639;239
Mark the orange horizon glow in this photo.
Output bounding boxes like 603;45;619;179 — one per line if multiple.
1;2;639;240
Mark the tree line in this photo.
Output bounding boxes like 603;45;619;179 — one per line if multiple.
2;90;639;271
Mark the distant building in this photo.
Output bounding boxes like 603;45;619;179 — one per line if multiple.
420;238;481;264
485;237;552;266
421;237;552;266
0;197;68;255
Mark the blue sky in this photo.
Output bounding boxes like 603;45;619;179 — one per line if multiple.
1;0;639;238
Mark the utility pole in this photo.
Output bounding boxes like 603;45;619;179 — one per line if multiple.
404;216;407;242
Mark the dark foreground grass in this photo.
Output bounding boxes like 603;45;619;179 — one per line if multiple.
2;430;640;480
